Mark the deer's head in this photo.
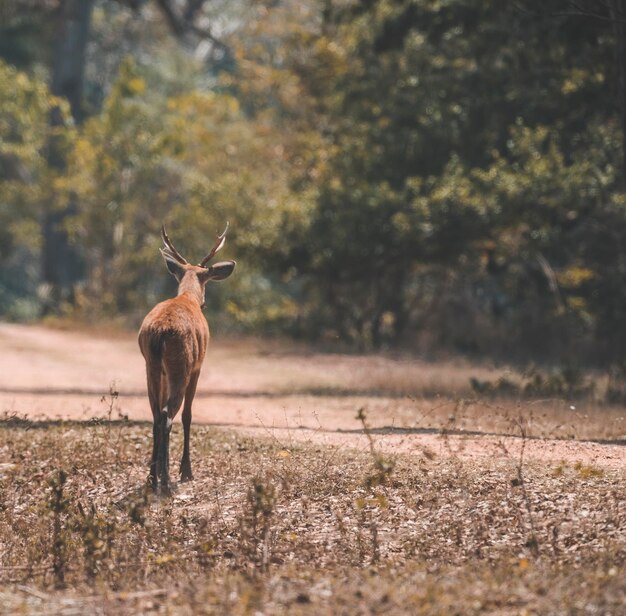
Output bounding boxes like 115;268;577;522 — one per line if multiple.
160;223;236;308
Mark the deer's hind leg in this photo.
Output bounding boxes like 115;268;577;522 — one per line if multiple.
180;371;200;482
146;362;163;490
157;371;186;496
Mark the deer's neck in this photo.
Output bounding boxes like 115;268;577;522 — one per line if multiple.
177;273;203;306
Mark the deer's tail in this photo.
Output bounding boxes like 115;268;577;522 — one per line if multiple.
148;334;165;362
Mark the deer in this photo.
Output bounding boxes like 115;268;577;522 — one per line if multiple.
138;223;236;495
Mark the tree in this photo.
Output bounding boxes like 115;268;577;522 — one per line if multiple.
13;0;235;310
515;0;626;186
0;60;56;318
41;0;95;310
286;0;622;352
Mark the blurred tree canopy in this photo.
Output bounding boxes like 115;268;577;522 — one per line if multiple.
0;0;625;365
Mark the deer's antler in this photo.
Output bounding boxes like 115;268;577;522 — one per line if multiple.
199;222;229;267
161;224;188;265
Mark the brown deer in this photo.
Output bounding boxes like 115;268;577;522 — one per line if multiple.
138;223;235;494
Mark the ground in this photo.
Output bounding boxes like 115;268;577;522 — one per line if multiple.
0;323;624;465
0;323;624;614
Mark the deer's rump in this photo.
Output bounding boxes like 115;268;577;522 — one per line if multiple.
138;299;209;382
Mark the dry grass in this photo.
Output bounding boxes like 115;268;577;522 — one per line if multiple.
206;341;508;397
0;417;624;615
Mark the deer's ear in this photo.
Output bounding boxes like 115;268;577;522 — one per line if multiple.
160;250;186;280
200;260;236;282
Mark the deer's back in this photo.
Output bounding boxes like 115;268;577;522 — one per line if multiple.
138;295;209;374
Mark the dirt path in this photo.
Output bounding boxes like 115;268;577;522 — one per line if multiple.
0;323;624;469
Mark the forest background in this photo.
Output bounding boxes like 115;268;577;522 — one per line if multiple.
1;0;625;371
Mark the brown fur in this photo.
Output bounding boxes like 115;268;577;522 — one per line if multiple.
138;248;235;494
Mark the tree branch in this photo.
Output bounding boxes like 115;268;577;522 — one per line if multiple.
513;0;624;23
153;0;228;49
154;0;185;37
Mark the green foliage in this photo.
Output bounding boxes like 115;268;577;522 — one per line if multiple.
64;56;312;328
0;0;56;69
282;0;626;358
0;59;57;318
468;122;626;358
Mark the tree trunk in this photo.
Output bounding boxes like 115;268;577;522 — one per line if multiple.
41;0;94;311
609;0;626;187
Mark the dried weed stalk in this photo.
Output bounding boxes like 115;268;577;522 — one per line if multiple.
47;469;69;589
356;408;395;564
239;477;277;574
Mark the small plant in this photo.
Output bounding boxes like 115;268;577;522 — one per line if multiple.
356;408;395;564
122;486;149;527
573;461;604;480
100;382;120;423
48;468;69;589
0;410;33;429
501;414;541;560
470;364;596;400
99;382;131;466
75;501;114;583
357;408;395;489
239;477;277;573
